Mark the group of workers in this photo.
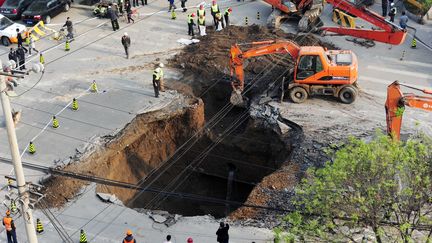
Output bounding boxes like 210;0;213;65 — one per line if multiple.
122;222;230;242
3;208;230;243
380;0;409;29
187;1;233;37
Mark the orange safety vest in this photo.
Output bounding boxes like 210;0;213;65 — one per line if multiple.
3;217;12;231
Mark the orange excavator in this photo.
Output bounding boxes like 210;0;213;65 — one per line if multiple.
385;81;432;140
265;0;407;45
230;40;358;107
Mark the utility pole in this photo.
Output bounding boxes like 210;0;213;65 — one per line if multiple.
0;61;38;243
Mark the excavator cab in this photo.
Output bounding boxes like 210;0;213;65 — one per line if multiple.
289;47;358;104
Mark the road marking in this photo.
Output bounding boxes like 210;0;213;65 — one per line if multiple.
366;66;431;79
360;75;392;85
377;56;432;68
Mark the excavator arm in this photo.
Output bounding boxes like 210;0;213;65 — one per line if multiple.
385;81;432;140
230;40;301;92
322;0;407;45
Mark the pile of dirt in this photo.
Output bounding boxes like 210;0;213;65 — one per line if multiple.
170;25;337;97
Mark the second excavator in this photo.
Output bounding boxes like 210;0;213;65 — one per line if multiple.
385;81;432;140
230;40;358;107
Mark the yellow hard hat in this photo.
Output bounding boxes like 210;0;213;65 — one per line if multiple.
126;230;133;236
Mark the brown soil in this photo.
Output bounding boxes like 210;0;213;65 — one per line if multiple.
230;163;300;220
170;25;337;90
43;96;205;207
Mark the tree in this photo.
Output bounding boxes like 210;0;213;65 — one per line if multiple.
277;133;432;242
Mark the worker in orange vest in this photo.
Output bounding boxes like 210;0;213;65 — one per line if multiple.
122;229;137;243
2;210;18;243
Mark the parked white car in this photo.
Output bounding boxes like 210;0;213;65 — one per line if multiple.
0;14;26;46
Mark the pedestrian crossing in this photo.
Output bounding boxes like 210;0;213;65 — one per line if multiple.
359;56;432;99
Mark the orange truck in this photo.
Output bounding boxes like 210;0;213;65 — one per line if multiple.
230;40;358;106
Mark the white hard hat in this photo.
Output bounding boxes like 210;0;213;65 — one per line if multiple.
124;32;128;36
390;2;394;6
159;63;164;68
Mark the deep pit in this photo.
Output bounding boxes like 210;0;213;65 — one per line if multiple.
44;26;333;218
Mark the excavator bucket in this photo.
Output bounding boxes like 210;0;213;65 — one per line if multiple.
230;90;247;108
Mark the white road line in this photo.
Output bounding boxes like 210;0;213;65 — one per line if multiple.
361;75;392;85
366;66;431;79
361;88;386;98
377;56;432;68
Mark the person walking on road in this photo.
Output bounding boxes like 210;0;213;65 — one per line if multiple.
210;0;220;26
187;13;196;37
3;210;18;243
121;33;131;59
16;46;26;70
223;8;232;27
123;230;136;243
381;0;388;17
133;0;138;7
16;29;28;53
118;0;124;14
8;48;17;65
108;4;120;31
163;235;172;243
399;11;408;30
63;17;74;40
152;63;164;98
168;0;176;12
216;222;230;243
126;2;135;23
28;35;39;56
141;0;147;6
388;3;396;22
180;0;187;12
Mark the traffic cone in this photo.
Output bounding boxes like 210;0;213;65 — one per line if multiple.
65;40;70;51
245;17;248;25
171;9;177;19
72;98;78;111
257;12;260;20
411;38;416;48
91;80;98;93
28;141;36;154
39;53;45;64
7;178;12;191
52;116;59;128
36;218;44;234
79;229;88;243
10;201;17;214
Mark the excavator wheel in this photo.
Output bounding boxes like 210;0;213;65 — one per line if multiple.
338;86;357;104
289;86;308;103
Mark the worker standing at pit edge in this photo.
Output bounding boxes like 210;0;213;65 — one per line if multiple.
223;8;232;27
197;4;205;19
153;63;164;98
210;0;220;27
187;13;196;37
3;210;18;243
122;229;137;243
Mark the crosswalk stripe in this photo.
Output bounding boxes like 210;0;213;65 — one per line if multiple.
376;56;432;68
366;66;431;79
361;75;392;85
